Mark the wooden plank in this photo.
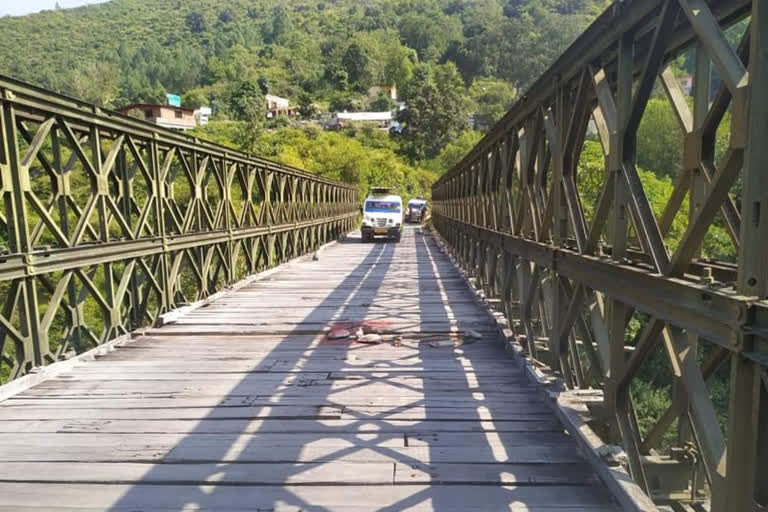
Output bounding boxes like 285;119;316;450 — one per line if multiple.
0;443;585;464
0;461;601;486
0;506;619;512
0;431;570;448
0;462;396;485
2;394;545;408
0;405;344;421
22;381;532;395
394;462;597;485
0;419;565;434
0;483;621;510
16;386;538;399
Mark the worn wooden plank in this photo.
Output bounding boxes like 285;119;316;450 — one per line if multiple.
2;394;545;409
0;483;620;511
0;444;584;464
394;462;598;485
17;385;538;399
0;431;570;447
0;482;608;512
0;405;345;421
0;462;396;485
0;419;565;434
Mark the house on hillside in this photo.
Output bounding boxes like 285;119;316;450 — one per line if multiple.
327;111;393;130
120;104;196;131
266;94;295;118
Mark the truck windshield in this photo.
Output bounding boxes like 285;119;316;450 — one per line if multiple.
365;201;401;213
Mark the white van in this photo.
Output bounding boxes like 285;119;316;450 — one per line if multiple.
361;190;403;243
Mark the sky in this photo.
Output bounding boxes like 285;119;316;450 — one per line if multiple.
0;0;109;17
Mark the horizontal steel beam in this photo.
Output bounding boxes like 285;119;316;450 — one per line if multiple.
434;213;757;350
0;213;357;280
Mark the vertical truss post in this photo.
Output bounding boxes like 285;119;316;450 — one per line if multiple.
605;32;634;441
1;91;45;369
723;3;768;511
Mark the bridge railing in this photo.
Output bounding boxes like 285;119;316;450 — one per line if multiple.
0;76;358;383
432;0;765;510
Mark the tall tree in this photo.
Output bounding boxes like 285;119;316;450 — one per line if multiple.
341;42;372;87
185;11;206;34
60;62;121;108
397;63;470;161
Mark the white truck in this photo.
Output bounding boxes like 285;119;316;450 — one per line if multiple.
361;188;403;243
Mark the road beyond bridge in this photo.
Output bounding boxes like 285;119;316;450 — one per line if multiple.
0;228;624;511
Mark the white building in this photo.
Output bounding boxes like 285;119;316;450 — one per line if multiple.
328;111;393;130
266;94;294;118
194;106;212;126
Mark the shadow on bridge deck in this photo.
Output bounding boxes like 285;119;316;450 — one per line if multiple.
0;227;621;511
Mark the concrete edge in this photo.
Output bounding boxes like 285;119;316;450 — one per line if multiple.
427;226;657;512
0;233;350;402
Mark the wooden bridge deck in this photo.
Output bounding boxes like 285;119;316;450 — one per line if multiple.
0;228;621;511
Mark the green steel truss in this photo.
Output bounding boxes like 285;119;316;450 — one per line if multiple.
0;75;358;384
432;0;766;510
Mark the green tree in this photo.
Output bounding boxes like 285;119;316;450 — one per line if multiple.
426;130;484;174
298;92;317;119
469;77;517;124
636;98;684;178
257;75;270;96
60;62;121;108
266;6;292;44
185;11;206;34
398;63;470;161
398;12;463;62
342;42;372;87
329;92;362;113
218;9;234;24
228;80;265;123
370;93;395;112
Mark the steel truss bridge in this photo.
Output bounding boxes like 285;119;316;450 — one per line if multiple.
0;0;765;511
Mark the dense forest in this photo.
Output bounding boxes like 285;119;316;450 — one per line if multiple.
0;0;609;197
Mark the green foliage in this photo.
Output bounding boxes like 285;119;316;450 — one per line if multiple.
342;42;372;88
297;92;317;119
468;77;517;124
637;98;684;178
228;81;266;123
230;126;436;201
0;0;605;113
185;11;206;34
370;93;395;112
425;130;484;174
398;62;470;160
59;62;121;108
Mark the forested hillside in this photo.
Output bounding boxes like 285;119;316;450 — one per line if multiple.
0;0;609;198
0;0;607;106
